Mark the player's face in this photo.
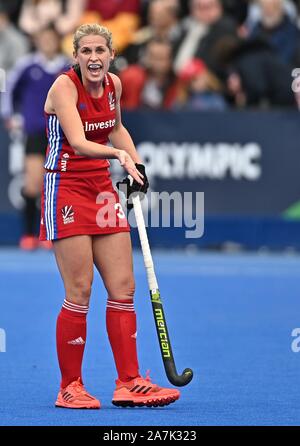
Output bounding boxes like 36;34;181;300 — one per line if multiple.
74;35;113;83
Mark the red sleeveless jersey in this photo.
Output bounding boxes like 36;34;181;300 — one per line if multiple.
44;67;117;173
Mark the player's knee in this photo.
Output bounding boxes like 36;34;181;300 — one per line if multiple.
66;278;92;306
108;276;135;301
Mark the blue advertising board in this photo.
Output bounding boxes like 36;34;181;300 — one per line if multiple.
1;111;300;248
123;110;300;216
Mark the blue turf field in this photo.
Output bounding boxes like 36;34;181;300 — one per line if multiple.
1;249;300;426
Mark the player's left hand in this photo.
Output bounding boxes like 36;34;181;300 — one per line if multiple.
116;163;149;209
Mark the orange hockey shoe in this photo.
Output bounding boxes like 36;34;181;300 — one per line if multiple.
112;371;180;408
19;235;39;251
55;378;100;409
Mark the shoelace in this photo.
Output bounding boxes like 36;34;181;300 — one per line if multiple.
144;370;161;391
134;370;153;387
70;378;85;394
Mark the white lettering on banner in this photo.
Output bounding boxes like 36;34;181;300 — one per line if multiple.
138;142;262;181
84;119;116;132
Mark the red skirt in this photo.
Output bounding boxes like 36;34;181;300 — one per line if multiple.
39;169;130;241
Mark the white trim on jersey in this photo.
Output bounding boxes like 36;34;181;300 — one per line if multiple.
45;172;58;240
45;115;61;170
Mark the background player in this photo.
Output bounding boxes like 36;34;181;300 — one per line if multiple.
2;25;69;250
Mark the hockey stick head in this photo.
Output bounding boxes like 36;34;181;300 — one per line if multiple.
166;366;194;387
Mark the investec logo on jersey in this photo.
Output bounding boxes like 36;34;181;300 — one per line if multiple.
84;119;116;132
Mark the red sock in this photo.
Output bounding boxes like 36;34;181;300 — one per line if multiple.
106;299;140;382
56;299;89;389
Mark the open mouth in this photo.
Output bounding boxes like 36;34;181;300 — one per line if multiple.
88;64;102;74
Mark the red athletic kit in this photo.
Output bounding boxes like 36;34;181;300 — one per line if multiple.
40;68;129;241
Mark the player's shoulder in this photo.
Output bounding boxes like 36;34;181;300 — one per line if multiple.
50;73;77;96
108;72;122;96
47;73;78;109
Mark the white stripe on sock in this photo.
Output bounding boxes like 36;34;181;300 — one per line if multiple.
63;299;89;314
107;300;134;307
107;300;135;312
64;299;89;309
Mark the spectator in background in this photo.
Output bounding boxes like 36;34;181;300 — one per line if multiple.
121;0;181;68
292;0;300;16
0;3;29;73
177;0;190;17
173;0;238;76
141;0;189;21
175;58;227;110
1;0;23;25
120;38;179;109
222;0;249;27
249;0;300;66
138;0;180;41
82;0;141;53
246;0;298;31
18;0;85;37
223;35;296;108
1;26;70;250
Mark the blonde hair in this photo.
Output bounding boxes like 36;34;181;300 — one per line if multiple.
73;24;113;54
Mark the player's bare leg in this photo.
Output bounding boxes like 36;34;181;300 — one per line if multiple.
52;235;100;409
93;232;180;407
54;235;94;307
92;232;135;302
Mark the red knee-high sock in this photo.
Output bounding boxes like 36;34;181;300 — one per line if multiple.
106;299;140;382
56;299;89;389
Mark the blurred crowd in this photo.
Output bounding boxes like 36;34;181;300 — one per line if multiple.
1;0;300;112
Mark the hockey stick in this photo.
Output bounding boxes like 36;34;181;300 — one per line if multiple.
132;194;193;387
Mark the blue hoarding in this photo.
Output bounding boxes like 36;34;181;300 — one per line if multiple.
1;111;300;248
